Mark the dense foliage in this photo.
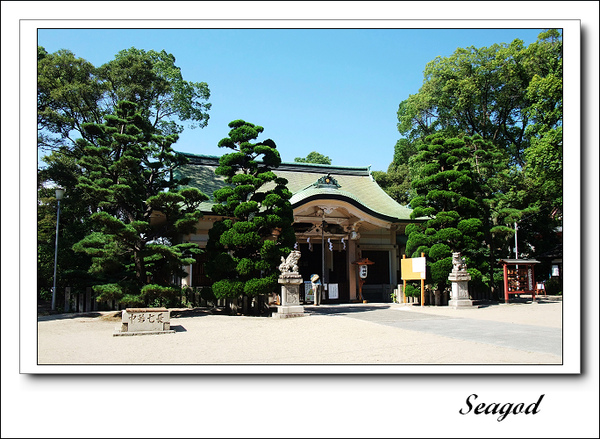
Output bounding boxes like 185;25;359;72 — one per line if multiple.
378;30;563;292
204;120;296;314
294;151;332;165
37;46;211;304
70;101;208;306
405;133;509;293
372;138;417;206
38;46;211;152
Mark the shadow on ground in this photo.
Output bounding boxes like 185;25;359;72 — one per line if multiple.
169;308;214;319
36;296;561;322
37;311;111;322
304;304;391;316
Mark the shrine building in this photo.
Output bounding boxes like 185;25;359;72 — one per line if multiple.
175;153;423;303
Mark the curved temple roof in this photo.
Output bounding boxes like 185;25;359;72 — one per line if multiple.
175;152;415;223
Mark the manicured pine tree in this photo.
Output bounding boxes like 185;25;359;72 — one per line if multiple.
72;100;208;306
405;133;486;292
204;120;295;315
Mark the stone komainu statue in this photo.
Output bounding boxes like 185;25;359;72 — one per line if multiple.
279;250;301;276
452;252;467;272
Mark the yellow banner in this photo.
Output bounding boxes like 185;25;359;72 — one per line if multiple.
401;257;426;280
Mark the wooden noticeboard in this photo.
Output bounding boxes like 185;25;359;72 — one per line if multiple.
401;256;426;280
401;254;426;306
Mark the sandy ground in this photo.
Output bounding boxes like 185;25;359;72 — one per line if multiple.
37;299;562;365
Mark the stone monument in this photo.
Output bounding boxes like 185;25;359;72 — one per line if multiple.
273;250;307;319
447;252;475;308
114;308;175;336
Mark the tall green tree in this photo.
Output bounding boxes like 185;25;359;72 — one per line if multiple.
37;46;211;301
405;133;506;293
397;38;532;166
523;29;563;218
490;30;563;276
205;120;296;315
98;47;211;136
294;151;332;165
396;30;563;286
372;138;418;205
71;101;208;306
37;46;211;152
37;47;105;152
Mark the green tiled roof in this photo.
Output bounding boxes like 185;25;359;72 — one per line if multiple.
175;152;415;222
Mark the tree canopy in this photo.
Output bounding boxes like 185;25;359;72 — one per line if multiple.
372;138;418;206
37;46;211;153
391;29;563;288
37;46;212;304
294;151;332;165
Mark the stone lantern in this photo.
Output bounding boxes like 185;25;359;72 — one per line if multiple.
448;252;474;308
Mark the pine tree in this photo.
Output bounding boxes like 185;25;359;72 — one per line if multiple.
72;101;208;306
405;133;487;292
205;120;295;315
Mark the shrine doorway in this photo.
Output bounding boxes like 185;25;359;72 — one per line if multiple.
297;242;349;303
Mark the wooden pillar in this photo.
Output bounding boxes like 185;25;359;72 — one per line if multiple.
420;252;425;307
402;254;407;303
503;262;509;303
348;238;357;301
531;264;536;301
390;225;398;286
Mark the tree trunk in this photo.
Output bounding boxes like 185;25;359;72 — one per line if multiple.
134;248;146;285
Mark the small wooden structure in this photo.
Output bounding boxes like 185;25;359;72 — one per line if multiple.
499;259;541;303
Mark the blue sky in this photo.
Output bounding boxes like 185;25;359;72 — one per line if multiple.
38;27;545;171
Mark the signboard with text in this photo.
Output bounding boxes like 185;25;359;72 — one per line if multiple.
401;256;426;280
328;283;339;300
304;281;314;302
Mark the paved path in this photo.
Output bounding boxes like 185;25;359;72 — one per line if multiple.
306;304;562;357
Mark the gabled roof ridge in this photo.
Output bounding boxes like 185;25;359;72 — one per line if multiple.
174;151;418;221
177;151;371;176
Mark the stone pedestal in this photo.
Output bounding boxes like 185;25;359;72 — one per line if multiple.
447;252;475;309
448;273;474;308
273;275;307;319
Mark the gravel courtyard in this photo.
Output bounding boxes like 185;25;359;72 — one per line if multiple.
37;299;563;366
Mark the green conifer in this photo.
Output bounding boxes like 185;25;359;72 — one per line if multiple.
72;101;208;306
205;120;295;315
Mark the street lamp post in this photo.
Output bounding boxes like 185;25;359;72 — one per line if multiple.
51;188;65;311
